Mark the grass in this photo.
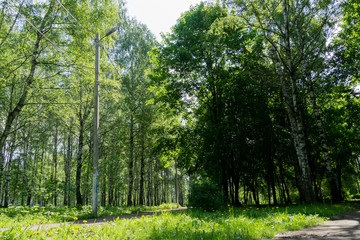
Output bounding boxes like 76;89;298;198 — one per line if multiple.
0;202;358;239
0;203;179;228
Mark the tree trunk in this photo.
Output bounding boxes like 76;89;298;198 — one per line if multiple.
139;135;145;205
270;0;314;204
127;115;134;206
175;159;179;208
233;175;240;205
39;141;45;206
4;131;17;207
21;130;29;206
108;159;114;206
52;126;58;206
101;163;106;206
64;121;73;206
28;144;39;206
273;55;314;203
76;112;84;206
147;158;153;206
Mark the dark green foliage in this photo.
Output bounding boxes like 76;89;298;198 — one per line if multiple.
188;180;225;210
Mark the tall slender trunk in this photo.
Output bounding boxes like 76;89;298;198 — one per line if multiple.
154;158;160;205
39;141;45;205
147;158;153;206
108;159;114;206
52;126;58;206
273;0;315;204
4;131;17;207
139;134;145;205
175;159;179;208
64;121;73;206
127;115;134;206
76;113;84;206
233;177;240;206
273;56;314;203
101;162;106;206
21;130;29;206
0;144;4;205
179;173;184;206
28;144;39;206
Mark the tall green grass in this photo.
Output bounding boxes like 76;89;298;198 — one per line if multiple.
0;202;357;239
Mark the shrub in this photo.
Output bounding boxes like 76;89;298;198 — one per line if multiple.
188;180;225;210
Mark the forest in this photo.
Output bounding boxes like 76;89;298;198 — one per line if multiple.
0;0;360;217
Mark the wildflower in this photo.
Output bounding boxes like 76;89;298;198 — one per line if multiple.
276;206;279;209
47;232;51;235
73;217;78;220
29;233;34;236
146;215;150;217
36;231;40;235
103;218;107;221
215;223;219;227
227;204;230;207
256;208;259;210
83;220;87;223
76;226;81;229
243;210;246;212
142;215;145;218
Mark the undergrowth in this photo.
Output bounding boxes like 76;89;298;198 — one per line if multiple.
0;202;357;239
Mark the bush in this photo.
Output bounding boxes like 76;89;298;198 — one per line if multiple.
188;180;225;210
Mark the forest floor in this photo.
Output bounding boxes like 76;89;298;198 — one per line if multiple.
2;204;359;239
0;207;188;232
266;208;360;240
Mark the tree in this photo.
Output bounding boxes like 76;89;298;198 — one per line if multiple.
115;11;156;206
150;2;269;203
0;0;58;193
224;0;340;203
0;0;121;207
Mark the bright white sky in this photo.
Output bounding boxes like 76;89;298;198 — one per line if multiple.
126;0;204;40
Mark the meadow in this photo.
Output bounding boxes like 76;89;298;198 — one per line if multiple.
0;202;357;239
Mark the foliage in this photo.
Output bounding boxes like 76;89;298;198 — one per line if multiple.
188;180;225;211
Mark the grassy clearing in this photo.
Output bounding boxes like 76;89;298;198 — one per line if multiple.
0;203;178;228
0;202;357;239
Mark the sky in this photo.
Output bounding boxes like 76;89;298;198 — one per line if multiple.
126;0;204;40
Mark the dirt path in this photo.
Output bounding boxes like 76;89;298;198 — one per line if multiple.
268;209;360;240
1;207;188;232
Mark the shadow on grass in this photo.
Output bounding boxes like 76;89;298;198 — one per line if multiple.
147;226;249;240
